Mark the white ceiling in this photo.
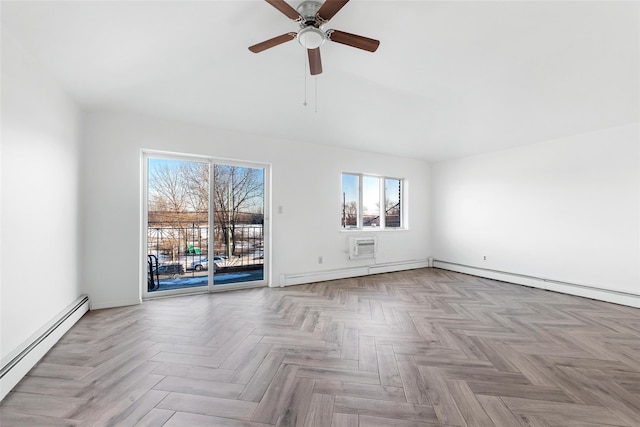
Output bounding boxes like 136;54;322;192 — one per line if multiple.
2;0;638;162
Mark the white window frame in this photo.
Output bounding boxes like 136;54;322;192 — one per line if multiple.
341;173;406;231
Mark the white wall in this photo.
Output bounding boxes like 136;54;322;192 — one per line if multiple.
431;123;640;298
1;30;82;362
81;111;431;309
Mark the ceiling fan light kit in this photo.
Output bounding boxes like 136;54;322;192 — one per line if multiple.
249;0;380;75
298;26;325;49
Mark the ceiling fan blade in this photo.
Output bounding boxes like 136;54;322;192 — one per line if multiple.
265;0;301;21
316;0;349;23
327;30;380;52
308;48;322;75
249;32;297;53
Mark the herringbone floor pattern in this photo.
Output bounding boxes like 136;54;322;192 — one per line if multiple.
2;268;640;426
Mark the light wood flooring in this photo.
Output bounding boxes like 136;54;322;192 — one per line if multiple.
2;268;640;426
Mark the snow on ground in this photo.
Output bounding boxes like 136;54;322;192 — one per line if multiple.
149;268;264;292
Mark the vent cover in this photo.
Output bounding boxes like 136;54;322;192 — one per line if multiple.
349;236;376;260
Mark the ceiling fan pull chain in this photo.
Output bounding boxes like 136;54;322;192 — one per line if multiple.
303;48;308;107
315;76;318;113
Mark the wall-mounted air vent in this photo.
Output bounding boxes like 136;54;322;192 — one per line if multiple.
349;236;376;260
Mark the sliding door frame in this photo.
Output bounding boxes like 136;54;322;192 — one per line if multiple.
141;150;270;300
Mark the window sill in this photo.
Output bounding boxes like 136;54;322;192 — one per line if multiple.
339;228;408;232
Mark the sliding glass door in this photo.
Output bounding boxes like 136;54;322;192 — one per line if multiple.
212;164;265;286
143;153;268;297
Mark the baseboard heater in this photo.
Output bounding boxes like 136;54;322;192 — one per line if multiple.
433;260;640;309
280;259;430;287
0;294;90;401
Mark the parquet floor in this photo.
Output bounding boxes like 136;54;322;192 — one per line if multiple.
2;268;640;426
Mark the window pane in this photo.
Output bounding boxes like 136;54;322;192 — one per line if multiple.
213;165;265;285
362;176;380;227
341;174;359;228
147;157;209;292
385;178;401;228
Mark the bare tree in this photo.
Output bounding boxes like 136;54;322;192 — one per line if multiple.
180;162;209;221
148;161;210;261
342;200;358;227
148;163;186;260
213;165;263;258
149;163;187;212
148;161;263;261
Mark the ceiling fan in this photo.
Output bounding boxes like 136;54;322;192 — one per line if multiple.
249;0;380;75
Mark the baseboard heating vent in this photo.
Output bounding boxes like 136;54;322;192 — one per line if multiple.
0;295;90;401
349;236;376;260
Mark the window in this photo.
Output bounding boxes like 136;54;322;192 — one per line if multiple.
341;173;404;229
143;152;269;297
385;178;401;227
362;176;380;227
341;174;359;228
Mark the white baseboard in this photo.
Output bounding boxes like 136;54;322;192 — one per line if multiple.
434;260;640;308
90;297;141;310
279;259;430;287
0;295;90;401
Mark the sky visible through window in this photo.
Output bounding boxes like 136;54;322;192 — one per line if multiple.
385;178;400;209
342;173;358;201
362;176;379;217
342;173;403;229
342;174;380;216
148;158;264;212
